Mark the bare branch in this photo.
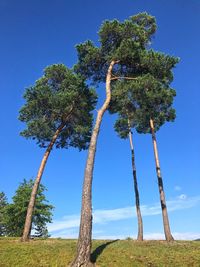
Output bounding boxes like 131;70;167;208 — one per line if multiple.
111;76;138;81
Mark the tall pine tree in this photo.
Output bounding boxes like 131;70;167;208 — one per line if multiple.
109;81;144;241
71;13;156;266
133;73;178;242
19;64;97;241
110;60;178;242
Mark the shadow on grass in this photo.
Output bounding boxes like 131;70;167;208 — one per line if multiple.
91;239;119;263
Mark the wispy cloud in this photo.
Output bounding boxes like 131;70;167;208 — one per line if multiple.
51;229;103;239
178;194;187;200
48;195;200;238
142;232;200;241
93;232;200;241
174;185;182;191
50;231;200;241
48;215;80;232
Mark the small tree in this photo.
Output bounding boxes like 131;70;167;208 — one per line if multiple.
71;13;156;266
0;192;8;236
19;64;97;241
4;179;53;237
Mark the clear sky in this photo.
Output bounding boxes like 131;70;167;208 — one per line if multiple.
1;0;200;240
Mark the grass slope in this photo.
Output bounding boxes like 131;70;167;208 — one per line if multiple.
0;238;200;266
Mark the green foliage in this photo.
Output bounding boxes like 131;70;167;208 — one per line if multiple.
132;74;176;133
19;64;97;149
109;51;179;138
74;11;179;138
114;116;131;139
3;179;53;237
74;13;156;83
0;192;8;236
139;50;179;84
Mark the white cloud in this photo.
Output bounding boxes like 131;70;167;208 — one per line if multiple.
174;185;182;191
48;195;200;238
51;229;104;239
172;232;200;240
93;235;127;240
48;215;80;232
50;231;200;241
178;194;187;200
129;232;200;241
93;233;163;240
136;232;200;241
51;228;79;238
93;207;135;223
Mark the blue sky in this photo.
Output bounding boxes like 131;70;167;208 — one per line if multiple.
0;0;200;240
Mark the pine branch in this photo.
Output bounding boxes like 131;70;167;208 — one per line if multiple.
111;76;138;81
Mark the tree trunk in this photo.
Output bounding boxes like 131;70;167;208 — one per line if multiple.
149;118;174;242
71;60;116;267
21;122;65;242
128;127;143;241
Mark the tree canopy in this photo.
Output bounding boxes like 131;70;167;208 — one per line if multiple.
74;12;157;83
19;64;97;149
109;51;179;137
71;12;160;267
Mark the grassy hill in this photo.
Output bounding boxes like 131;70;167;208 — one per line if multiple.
0;238;200;266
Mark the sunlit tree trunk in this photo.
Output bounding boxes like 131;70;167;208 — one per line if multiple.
71;60;116;267
21;123;66;242
128;124;143;241
149;118;174;242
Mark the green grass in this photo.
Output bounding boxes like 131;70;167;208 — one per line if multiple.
0;238;200;266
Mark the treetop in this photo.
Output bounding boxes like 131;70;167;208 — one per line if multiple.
19;64;97;149
74;12;157;83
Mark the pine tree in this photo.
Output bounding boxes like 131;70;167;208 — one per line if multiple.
133;73;178;242
71;13;156;266
112;115;143;241
109;81;144;241
19;64;97;241
111;60;178;242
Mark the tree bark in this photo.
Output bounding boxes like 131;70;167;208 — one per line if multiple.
128;127;143;241
21;122;66;242
71;60;116;267
149;118;174;242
